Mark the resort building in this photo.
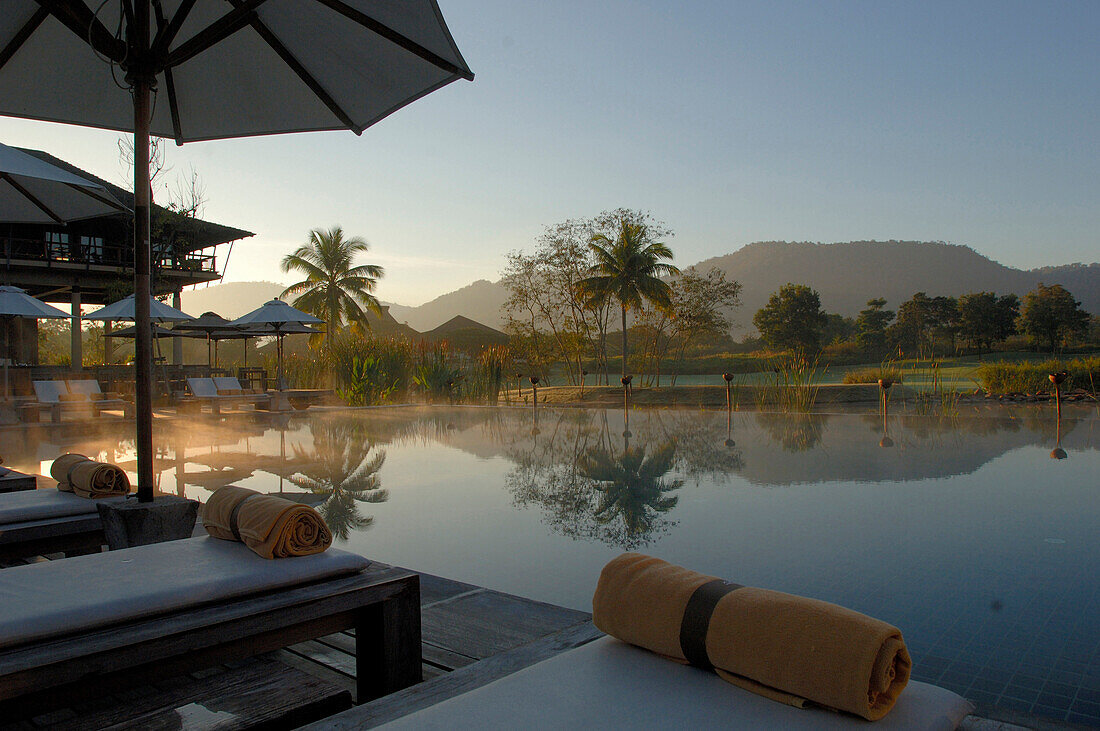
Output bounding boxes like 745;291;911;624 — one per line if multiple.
1;148;252;375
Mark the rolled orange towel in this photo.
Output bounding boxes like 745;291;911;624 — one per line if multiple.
203;485;332;559
50;453;131;499
592;553;911;721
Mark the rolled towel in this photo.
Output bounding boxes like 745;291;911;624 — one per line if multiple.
50;453;131;499
592;553;911;721
203;485;332;559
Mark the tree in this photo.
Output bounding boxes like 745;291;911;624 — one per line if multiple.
1019;283;1089;353
888;292;958;356
281;226;384;346
752;283;827;352
957;292;1019;358
855;298;894;351
821;313;856;346
639;267;741;385
576;215;679;379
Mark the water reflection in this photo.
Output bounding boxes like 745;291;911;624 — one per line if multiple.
579;439;681;549
288;418;389;539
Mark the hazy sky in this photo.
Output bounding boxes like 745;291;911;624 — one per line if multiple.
1;1;1096;306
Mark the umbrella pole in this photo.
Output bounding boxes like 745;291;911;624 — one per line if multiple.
131;7;155;503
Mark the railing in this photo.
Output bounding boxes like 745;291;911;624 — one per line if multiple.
1;236;217;274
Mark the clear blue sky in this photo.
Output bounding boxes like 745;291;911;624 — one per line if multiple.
1;0;1096;305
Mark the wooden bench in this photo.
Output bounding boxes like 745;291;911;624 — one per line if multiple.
0;546;421;712
0;467;37;493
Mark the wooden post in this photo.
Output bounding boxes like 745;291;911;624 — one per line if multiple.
69;291;81;371
129;0;155;503
355;581;422;702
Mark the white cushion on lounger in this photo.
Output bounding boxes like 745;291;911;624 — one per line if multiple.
378;636;973;730
0;536;369;650
0;489;123;524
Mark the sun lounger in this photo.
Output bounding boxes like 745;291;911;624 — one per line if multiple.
0;537;421;707
368;635;972;730
0;489;124;560
29;380;131;423
186;377;269;413
214;375;272;408
66;379;133;416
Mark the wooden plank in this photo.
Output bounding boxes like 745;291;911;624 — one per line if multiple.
415;572;480;607
287;640;356;678
302;621;604;730
45;656;351;731
420;640;478;671
421;589;590;660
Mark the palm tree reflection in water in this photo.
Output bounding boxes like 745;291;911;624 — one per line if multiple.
289;420;389;539
579;437;682;550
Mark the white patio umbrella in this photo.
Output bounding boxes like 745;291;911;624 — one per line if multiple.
228;300;322;390
0;2;473;502
0;285;69;399
0;141;126;223
83;294;195;323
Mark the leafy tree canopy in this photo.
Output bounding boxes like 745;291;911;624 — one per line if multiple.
752;283;827;352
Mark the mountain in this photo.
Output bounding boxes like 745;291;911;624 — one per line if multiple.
181;281;285;319
692;241;1099;330
386;279;509;331
185;241;1098;337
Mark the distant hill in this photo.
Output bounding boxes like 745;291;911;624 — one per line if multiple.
387;280;509;331
187;242;1099;337
692;241;1099;331
181;281;285;319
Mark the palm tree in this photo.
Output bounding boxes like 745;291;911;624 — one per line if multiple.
281;226;385;344
576;217;679;379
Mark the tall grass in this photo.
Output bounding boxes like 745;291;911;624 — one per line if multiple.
911;359;962;415
976;357;1100;396
764;353;823;412
270;332;513;405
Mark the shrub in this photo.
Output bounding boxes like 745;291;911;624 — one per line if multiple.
977;357;1099;395
842;366;902;385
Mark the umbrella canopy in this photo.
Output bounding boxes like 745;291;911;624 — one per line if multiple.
229;300;322;390
83;295;194;323
0;2;472;503
0;285;70;318
172;311;232;333
0;141;126;223
0;286;70;399
106;323;199;339
228;299;323;329
0;3;473;143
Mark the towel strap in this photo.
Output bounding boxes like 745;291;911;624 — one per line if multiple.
229;493;259;541
680;579;743;670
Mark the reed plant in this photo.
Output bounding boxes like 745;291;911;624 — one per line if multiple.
911;359;962;415
769;352;823;412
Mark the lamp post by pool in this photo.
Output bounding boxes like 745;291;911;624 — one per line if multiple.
529;376;539;410
1048;371;1068;421
878;378;894;448
580;369;588;399
723;373;735;447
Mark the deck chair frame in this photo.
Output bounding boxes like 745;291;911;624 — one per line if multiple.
0;564;421;709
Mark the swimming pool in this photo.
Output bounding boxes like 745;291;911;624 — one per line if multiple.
3;404;1097;725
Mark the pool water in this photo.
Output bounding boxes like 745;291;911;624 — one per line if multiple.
3;405;1097;725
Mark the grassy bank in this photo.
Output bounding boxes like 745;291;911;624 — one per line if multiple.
975;357;1100;395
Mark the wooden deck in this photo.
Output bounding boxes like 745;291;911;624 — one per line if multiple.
0;554;599;731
